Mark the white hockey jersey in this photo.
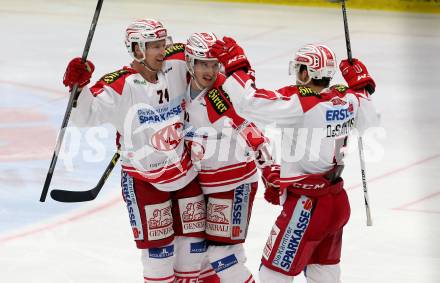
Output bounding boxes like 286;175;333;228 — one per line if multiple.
222;71;378;188
184;74;259;194
71;43;197;191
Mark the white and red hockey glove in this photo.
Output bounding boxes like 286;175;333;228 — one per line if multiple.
63;57;95;91
262;165;284;205
210;36;250;76
340;58;375;94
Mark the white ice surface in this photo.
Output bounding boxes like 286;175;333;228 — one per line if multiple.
1;1;439;282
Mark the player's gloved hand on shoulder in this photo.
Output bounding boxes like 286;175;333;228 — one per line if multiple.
63;57;95;91
339;58;376;94
262;165;282;205
210;36;250;75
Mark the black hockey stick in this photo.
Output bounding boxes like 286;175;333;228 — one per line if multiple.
50;151;120;202
338;0;373;226
40;0;104;202
341;0;353;62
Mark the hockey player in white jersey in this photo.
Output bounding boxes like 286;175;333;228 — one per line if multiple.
210;38;378;282
62;19;207;283
183;32;277;283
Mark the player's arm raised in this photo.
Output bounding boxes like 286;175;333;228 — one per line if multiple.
63;57;125;128
339;58;379;134
211;36;302;127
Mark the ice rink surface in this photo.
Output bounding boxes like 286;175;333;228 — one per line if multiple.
1;0;439;282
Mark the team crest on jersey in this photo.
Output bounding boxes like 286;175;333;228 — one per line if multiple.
297;86;320;97
145;201;174;240
150;122;183;151
206;88;230;114
179;195;206;234
165;43;185;58
332;84;349;93
206;198;232;238
100;69;130;84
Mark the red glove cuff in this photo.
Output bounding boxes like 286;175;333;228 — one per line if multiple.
210;36;251;75
340;58;375;93
63;57;95;90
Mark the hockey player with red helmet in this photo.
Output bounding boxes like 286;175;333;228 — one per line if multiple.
183;32;277;283
62;19;207;282
210;38;378;282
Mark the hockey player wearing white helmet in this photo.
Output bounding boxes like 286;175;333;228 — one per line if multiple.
63;19;207;283
210;38;378;283
183;32;277;283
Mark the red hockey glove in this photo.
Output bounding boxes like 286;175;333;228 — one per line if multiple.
339;58;375;94
262;165;282;205
63;57;95;90
210;36;250;75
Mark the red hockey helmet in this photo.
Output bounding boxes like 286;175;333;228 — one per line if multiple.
185;32;219;76
289;44;337;84
125;19;168;62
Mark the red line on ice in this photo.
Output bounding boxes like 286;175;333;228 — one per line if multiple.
392;191;440;214
0;196;121;244
393;208;440;215
0;79;65;97
345;153;440;191
394;191;440;209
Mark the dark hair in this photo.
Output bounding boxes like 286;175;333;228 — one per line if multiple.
299;65;331;88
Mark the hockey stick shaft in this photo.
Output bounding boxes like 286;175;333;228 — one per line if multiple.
341;0;353;62
357;137;373;226
340;0;373;226
50;151;120;203
40;0;104;202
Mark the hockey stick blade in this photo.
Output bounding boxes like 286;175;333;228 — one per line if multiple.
50;151;120;203
50;186;101;202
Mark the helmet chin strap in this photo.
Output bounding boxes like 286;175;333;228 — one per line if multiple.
135;47;160;74
191;76;206;92
140;60;159;73
188;59;207;92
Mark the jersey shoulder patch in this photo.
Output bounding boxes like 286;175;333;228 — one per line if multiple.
165;43;185;61
90;67;135;96
100;69;131;84
205;88;230;114
330;84;349;95
204;87;231;123
296;85;321;98
288;85;324;113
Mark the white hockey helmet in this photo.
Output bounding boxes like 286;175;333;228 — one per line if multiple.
185;32;219;76
289;44;337;84
125;19;168;62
